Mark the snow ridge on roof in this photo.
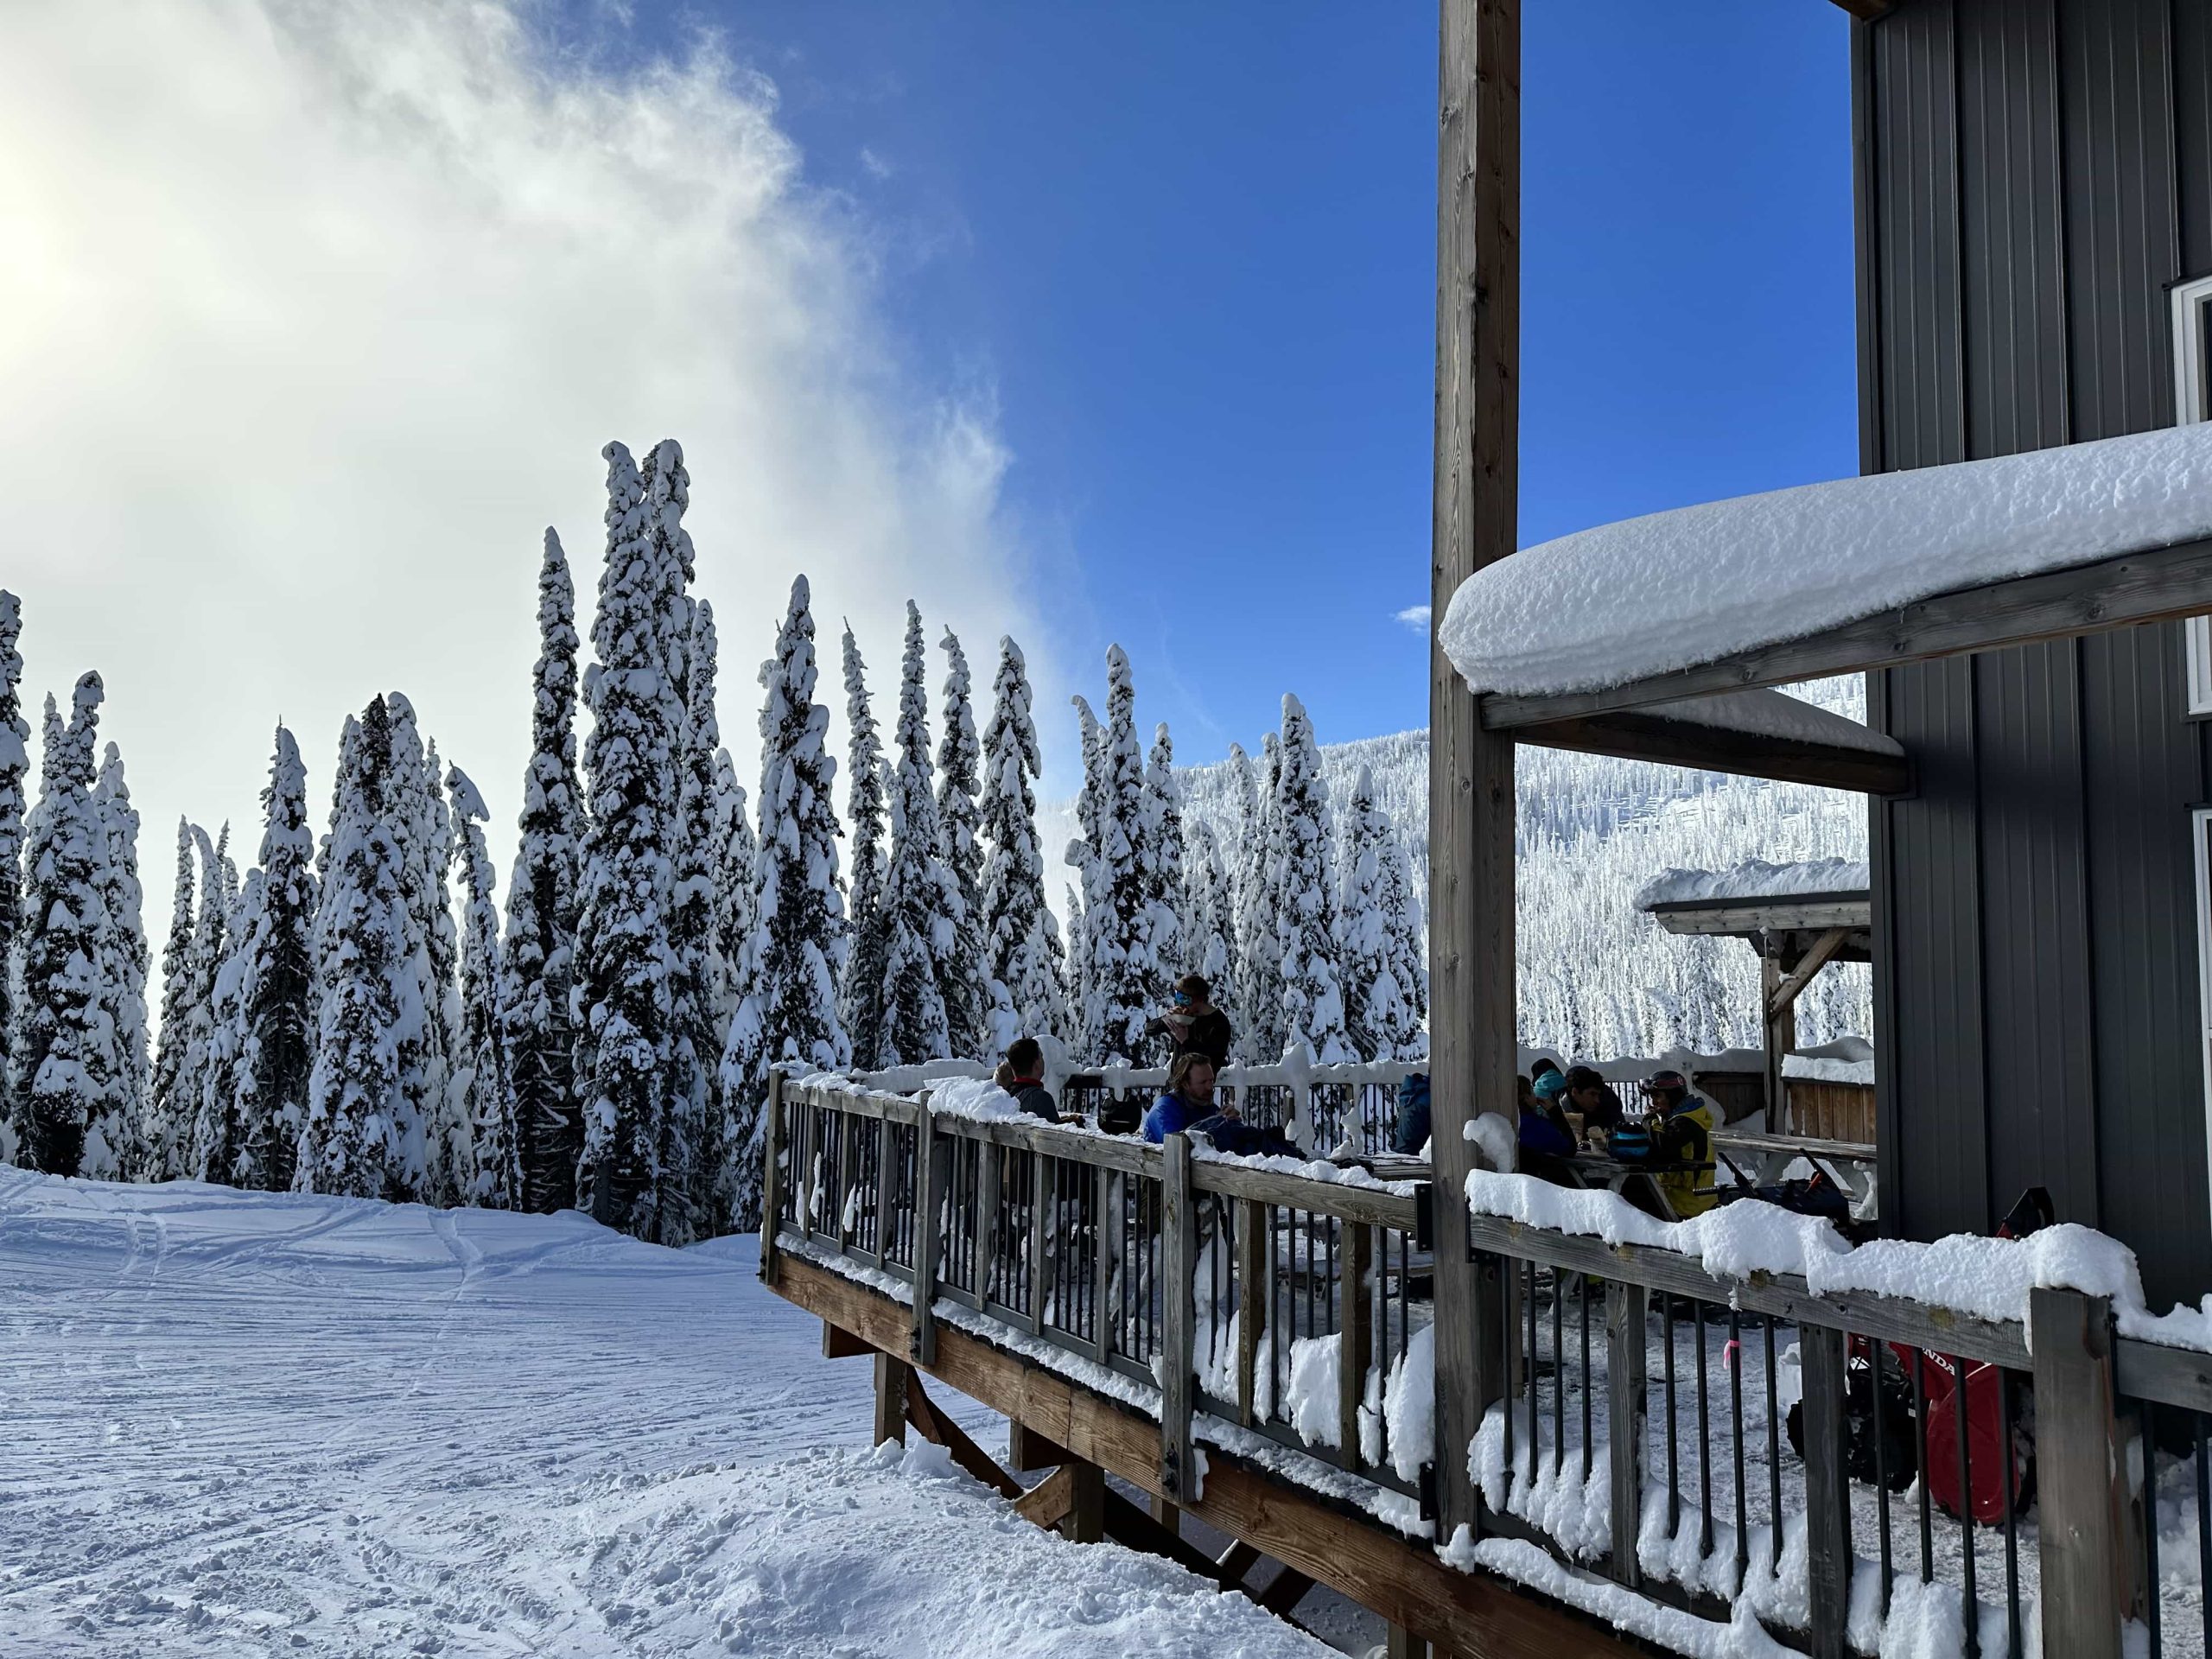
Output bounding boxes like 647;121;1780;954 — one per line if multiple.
1634;856;1870;912
1441;423;2212;699
1637;687;1902;756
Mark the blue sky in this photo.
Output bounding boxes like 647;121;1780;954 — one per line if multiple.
632;3;1853;767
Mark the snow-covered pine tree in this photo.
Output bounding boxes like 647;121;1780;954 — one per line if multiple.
573;440;688;1238
662;600;727;1243
502;528;586;1215
230;727;317;1192
720;576;850;1228
1337;763;1422;1061
13;675;118;1176
1376;820;1428;1059
192;867;262;1185
386;697;456;1207
711;748;755;1020
1234;735;1285;1062
143;821;198;1179
89;743;149;1179
933;627;992;1058
1272;695;1352;1065
175;823;234;1177
0;592;27;1146
978;636;1065;1049
301;698;410;1200
836;625;889;1069
1064;694;1107;1058
1089;648;1157;1065
1180;819;1236;1005
871;602;957;1067
447;765;518;1211
1140;722;1184;999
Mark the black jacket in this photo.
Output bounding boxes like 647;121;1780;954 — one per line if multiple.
1011;1082;1058;1123
1148;1007;1233;1069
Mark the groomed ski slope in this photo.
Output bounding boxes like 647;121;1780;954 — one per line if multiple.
0;1171;1333;1658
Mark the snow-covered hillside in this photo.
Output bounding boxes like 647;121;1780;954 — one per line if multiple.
1049;678;1872;1059
0;1172;1334;1658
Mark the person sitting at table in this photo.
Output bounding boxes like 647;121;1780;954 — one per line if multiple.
1001;1037;1059;1123
1563;1065;1625;1140
1643;1068;1718;1217
1516;1072;1579;1183
1143;1052;1218;1144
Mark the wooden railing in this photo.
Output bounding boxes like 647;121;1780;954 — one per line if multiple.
761;1075;1431;1509
761;1073;2212;1659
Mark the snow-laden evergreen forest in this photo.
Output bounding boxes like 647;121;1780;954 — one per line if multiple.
0;440;1866;1245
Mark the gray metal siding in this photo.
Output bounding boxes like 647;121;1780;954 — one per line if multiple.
1860;0;2212;1305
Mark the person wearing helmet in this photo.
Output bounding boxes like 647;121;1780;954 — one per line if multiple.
1643;1069;1717;1217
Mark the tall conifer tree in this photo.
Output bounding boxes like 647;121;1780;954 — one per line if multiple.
978;637;1064;1047
720;576;849;1227
232;727;317;1191
1090;648;1154;1065
663;601;727;1243
90;743;149;1178
14;675;118;1175
1273;695;1351;1065
501;528;585;1214
874;602;957;1067
574;441;688;1238
0;593;28;1141
836;625;890;1070
144;821;198;1179
934;628;991;1058
448;765;518;1210
301;700;410;1199
1234;736;1285;1062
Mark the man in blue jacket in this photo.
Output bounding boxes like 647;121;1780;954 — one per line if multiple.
1142;1052;1220;1143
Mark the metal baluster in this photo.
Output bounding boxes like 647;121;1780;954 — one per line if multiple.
1695;1300;1713;1559
1955;1356;1976;1658
1999;1372;2019;1659
1912;1349;1933;1582
2196;1413;2209;1659
1502;1252;1516;1475
1875;1342;1893;1618
1525;1258;1539;1471
1764;1320;1781;1570
2142;1399;2161;1659
1662;1290;1679;1539
1730;1306;1747;1586
1552;1267;1565;1478
1581;1281;1594;1484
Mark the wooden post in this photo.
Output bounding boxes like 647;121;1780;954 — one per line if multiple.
1605;1282;1646;1589
1762;937;1796;1133
1236;1198;1267;1427
1385;1625;1428;1659
1427;0;1522;1547
760;1071;786;1283
1027;1152;1051;1335
1160;1133;1199;1503
1092;1163;1116;1363
837;1107;859;1248
1065;1459;1107;1545
875;1112;900;1264
873;1351;909;1447
1340;1220;1373;1475
1798;1323;1852;1658
794;1082;816;1243
2031;1287;2126;1659
975;1139;1001;1306
910;1094;942;1365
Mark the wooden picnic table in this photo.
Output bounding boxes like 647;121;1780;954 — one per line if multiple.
1712;1128;1877;1213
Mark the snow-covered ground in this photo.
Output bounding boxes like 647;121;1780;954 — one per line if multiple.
0;1170;1338;1658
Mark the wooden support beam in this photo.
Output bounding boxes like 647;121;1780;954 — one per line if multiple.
1256;1565;1318;1618
1518;704;1910;796
2031;1288;2127;1658
1428;0;1522;1548
873;1351;909;1448
1479;536;2212;732
823;1319;870;1360
760;1071;785;1283
1014;1464;1077;1530
1767;926;1851;1020
1065;1459;1106;1545
773;1255;1642;1658
1215;1540;1263;1587
1102;1488;1224;1583
904;1372;1022;1500
1605;1283;1645;1590
1008;1421;1070;1473
1160;1133;1199;1504
1387;1624;1430;1659
1150;1491;1181;1536
1798;1324;1852;1658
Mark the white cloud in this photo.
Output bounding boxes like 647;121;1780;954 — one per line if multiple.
1393;605;1433;633
0;0;1046;948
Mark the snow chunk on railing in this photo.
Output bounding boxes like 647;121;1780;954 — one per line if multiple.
1634;857;1869;912
1441;423;2212;699
1464;1169;2197;1348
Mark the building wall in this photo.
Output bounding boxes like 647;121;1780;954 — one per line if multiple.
1859;0;2212;1306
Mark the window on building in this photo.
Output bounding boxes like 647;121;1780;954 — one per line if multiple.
2172;275;2212;714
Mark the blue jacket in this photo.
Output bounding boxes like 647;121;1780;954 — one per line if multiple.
1518;1105;1578;1161
1392;1073;1433;1155
1141;1091;1209;1144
